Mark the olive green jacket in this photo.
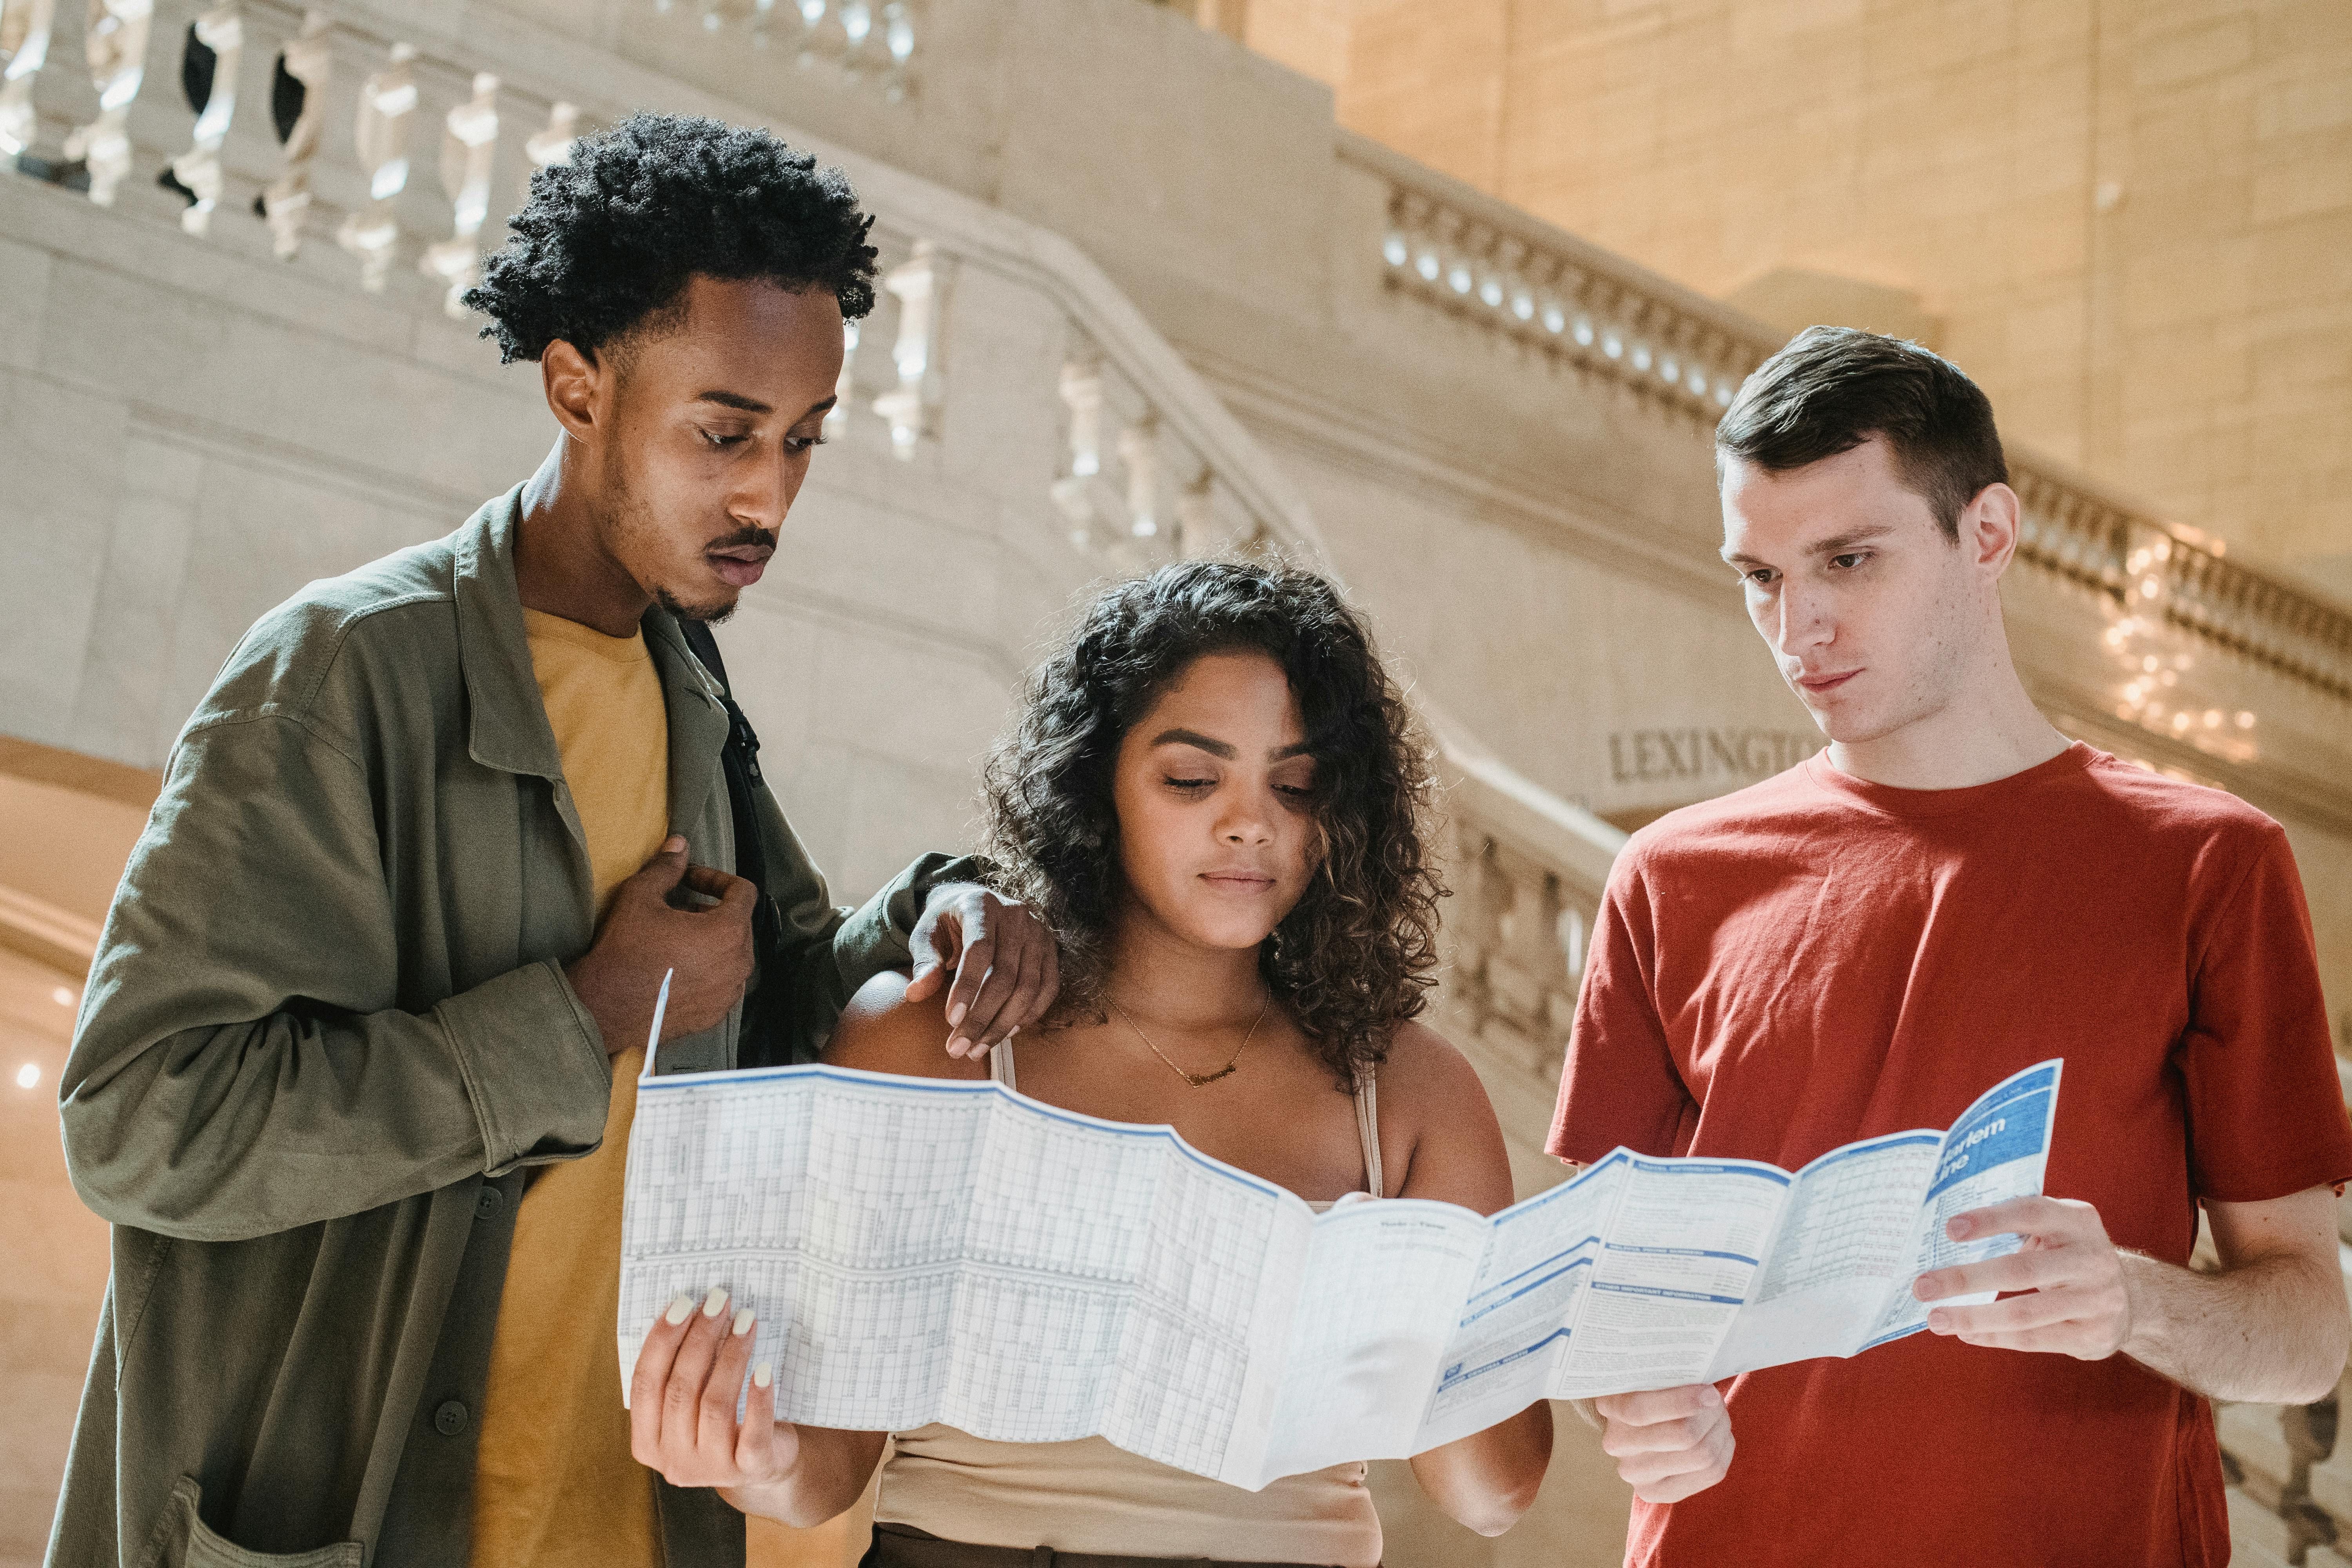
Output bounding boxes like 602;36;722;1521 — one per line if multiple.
48;488;966;1568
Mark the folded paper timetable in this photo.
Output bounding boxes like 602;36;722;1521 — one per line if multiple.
618;1058;2061;1488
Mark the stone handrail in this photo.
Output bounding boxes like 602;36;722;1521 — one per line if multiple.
0;885;103;976
1341;131;2352;709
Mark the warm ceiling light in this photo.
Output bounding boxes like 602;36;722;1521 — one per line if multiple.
14;1064;37;1091
51;986;76;1007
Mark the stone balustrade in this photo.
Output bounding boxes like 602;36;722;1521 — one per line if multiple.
1046;340;1263;568
1339;132;2352;724
1431;728;1619;1089
1418;717;1626;1197
651;0;917;94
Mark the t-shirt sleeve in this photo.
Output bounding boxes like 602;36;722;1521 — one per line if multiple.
2178;823;2352;1204
1547;852;1697;1163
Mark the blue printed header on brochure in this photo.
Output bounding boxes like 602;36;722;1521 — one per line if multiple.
1927;1061;2060;1201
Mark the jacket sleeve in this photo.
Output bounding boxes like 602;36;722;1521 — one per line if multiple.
749;777;980;1062
59;711;612;1242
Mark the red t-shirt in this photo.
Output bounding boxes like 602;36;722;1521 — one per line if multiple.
1547;742;2352;1568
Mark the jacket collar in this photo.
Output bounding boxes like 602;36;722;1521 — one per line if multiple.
452;486;731;835
452;486;564;781
641;607;729;838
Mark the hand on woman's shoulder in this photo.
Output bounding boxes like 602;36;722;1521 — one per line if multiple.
823;969;989;1082
1381;1019;1516;1216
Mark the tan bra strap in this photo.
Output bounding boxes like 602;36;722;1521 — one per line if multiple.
1354;1070;1383;1199
987;1035;1017;1093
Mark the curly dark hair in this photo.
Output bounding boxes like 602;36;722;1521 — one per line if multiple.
984;561;1444;1086
464;112;878;363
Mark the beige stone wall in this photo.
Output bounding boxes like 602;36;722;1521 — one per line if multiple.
1242;0;2352;604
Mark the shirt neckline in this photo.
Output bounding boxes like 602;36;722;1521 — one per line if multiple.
521;606;652;665
1801;740;2098;819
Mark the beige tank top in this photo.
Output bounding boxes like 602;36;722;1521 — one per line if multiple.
873;1040;1387;1567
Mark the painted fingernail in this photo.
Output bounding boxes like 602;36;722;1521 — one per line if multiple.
753;1363;773;1389
665;1292;695;1325
733;1307;755;1337
948;1002;968;1028
702;1286;729;1318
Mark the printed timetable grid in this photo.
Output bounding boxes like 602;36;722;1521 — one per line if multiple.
617;1065;1310;1480
617;1059;2060;1488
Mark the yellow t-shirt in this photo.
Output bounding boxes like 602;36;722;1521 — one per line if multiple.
470;609;671;1568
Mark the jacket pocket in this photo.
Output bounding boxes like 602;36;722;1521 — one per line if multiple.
140;1477;365;1568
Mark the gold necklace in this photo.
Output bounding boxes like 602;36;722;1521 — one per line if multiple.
1108;996;1270;1088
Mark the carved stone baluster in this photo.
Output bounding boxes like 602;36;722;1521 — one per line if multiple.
1440;830;1506;1040
163;4;240;234
870;240;935;460
521;96;577;190
1060;356;1102;478
796;0;837;65
419;71;499;319
336;42;417;293
1174;468;1213;557
1551;900;1588;1042
0;0;59;157
838;0;871;63
1117;415;1159;539
1488;851;1570;1076
880;0;913;95
1050;353;1105;544
255;11;329;260
822;317;859;440
0;0;60;159
60;0;154;206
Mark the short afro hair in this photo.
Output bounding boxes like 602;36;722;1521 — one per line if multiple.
465;111;878;364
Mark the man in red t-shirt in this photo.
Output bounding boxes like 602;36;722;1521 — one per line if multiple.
1548;326;2352;1566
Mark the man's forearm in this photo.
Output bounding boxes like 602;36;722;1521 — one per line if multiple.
64;960;611;1240
2119;1247;2350;1405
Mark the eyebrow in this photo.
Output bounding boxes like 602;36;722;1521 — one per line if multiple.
693;391;839;428
1150;727;1312;761
693;390;772;414
1720;523;1896;568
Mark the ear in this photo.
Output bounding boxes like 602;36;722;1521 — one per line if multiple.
1962;482;2023;577
540;338;606;444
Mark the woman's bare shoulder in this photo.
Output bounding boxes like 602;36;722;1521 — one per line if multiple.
1377;1018;1514;1213
823;970;989;1082
1377;1018;1493;1110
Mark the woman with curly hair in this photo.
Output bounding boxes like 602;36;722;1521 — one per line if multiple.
658;560;1554;1564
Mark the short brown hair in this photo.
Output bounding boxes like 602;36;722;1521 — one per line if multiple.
1716;326;2008;540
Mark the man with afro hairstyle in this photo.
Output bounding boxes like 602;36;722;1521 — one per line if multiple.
51;113;1059;1568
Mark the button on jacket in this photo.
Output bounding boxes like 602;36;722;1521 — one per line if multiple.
48;487;969;1568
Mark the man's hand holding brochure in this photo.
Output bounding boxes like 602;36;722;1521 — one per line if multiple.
618;1057;2062;1488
